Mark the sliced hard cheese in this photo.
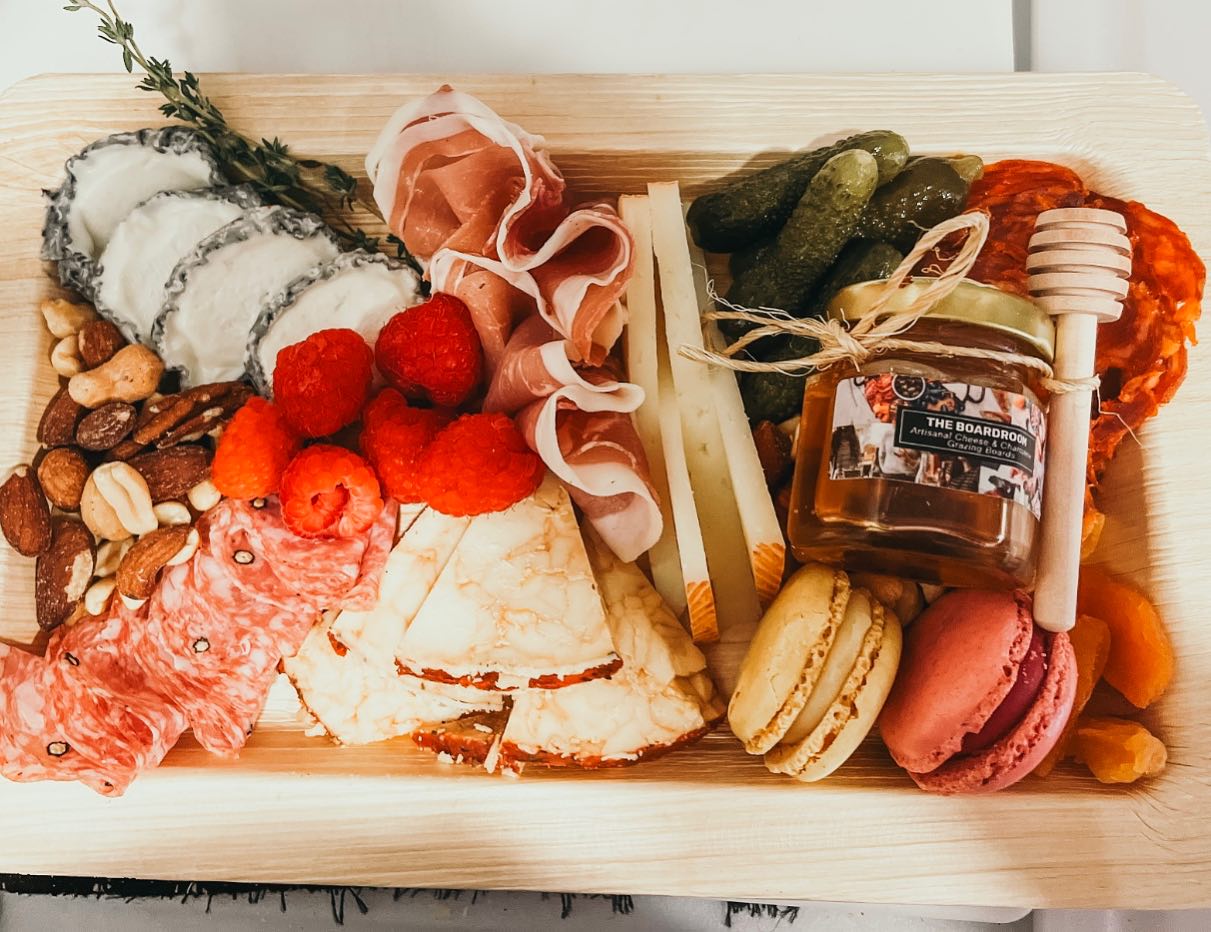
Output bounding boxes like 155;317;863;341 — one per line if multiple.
329;505;471;663
648;181;761;670
687;238;785;606
500;527;723;770
284;613;503;746
395;475;620;690
619;194;687;616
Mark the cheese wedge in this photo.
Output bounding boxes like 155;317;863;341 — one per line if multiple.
413;709;509;769
500;527;724;770
687;238;786;607
649;180;761;674
330;505;471;662
395;475;620;690
284;613;503;746
619;194;688;617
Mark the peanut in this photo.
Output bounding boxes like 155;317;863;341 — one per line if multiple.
83;576;116;616
40;298;96;339
91;462;157;536
50;335;84;378
187;479;221;513
68;345;164;409
166;527;200;566
80;473;129;542
94;538;133;578
153;501;192;527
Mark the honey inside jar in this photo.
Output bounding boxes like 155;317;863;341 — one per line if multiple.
788;280;1055;590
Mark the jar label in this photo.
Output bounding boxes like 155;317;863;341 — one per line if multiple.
829;374;1046;518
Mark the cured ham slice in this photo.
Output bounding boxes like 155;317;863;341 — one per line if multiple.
499;527;723;770
285;613;503;746
395;476;620;690
367;87;659;561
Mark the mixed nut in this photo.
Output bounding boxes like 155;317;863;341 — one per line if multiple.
0;297;241;631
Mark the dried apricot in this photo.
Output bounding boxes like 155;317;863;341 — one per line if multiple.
1077;566;1174;708
1073;716;1167;784
1080;493;1105;560
1034;614;1111;777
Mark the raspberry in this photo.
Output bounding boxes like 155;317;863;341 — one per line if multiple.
359;389;447;504
417;413;544;516
375;294;483;407
273;328;374;437
279;444;384;539
211;397;302;500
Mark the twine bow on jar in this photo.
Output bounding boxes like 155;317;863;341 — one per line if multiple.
679;212;1100;396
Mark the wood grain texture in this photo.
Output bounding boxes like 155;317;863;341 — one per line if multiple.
1;72;1210;907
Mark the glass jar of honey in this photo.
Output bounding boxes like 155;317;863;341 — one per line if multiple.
788;279;1055;590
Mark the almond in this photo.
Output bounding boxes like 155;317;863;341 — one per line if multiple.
0;466;52;556
76;401;137;451
129;445;212;502
37;386;85;447
77;319;127;368
115;525;191;601
35;517;96;630
36;447;89;511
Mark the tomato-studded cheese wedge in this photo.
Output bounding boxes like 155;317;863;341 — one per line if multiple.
498;527;724;771
328;504;470;663
395;475;621;691
285;613;503;747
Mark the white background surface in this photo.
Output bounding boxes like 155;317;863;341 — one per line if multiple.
0;0;1207;927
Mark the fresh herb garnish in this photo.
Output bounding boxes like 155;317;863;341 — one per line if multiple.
63;0;414;267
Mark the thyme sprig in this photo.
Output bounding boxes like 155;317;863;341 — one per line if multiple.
63;0;413;264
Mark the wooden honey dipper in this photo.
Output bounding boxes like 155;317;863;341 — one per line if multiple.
1028;207;1132;633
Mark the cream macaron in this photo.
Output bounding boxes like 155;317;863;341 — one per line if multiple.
728;563;903;782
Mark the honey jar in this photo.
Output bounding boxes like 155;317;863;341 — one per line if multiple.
788;279;1056;590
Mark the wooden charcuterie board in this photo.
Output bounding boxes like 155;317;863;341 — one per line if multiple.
1;71;1209;908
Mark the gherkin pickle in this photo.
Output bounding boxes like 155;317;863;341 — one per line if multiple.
687;130;908;253
854;154;983;251
726;149;879;317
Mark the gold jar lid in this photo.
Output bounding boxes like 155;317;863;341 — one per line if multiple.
826;278;1056;363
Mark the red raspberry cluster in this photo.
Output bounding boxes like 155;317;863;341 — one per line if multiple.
212;294;544;536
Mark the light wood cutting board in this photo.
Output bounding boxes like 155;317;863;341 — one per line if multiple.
1;72;1209;908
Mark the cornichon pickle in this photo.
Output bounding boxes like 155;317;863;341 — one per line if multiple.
801;240;905;316
726;149;880;317
740;240;904;423
854;154;983;251
687;130;909;253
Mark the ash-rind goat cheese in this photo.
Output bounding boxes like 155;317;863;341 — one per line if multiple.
95;186;262;344
42;126;226;299
246;249;422;395
152;205;340;386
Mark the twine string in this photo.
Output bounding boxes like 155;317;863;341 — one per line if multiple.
679;212;1099;396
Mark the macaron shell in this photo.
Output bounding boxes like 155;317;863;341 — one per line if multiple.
765;600;903;780
728;564;849;754
909;630;1077;794
879;590;1033;774
780;587;876;747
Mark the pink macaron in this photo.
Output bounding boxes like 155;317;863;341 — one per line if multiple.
879;589;1076;794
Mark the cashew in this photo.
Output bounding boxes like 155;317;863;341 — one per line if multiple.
40;298;96;339
153;501;192;527
83;576;116;616
80;473;131;542
67;345;164;409
166;527;200;566
50;335;84;377
187;479;221;513
94;537;133;577
120;593;147;610
91;462;157;536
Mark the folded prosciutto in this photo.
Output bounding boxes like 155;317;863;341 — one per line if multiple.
366;86;660;562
